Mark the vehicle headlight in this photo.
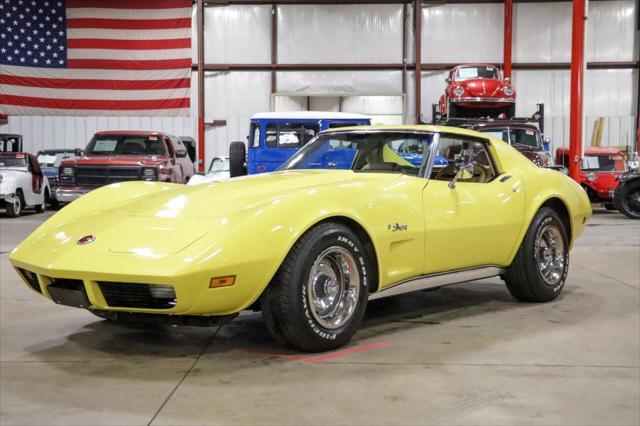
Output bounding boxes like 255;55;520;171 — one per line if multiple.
60;166;74;176
503;86;514;96
142;167;157;181
587;172;596;182
453;86;464;97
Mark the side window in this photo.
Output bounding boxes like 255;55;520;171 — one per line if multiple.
265;123;278;148
432;135;496;183
278;123;301;147
164;138;175;157
265;122;320;148
250;123;261;147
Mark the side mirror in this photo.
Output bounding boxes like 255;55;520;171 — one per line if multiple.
445;77;452;84
176;149;188;158
543;138;550;152
448;150;474;189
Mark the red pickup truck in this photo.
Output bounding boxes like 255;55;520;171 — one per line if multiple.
57;131;195;203
556;146;627;204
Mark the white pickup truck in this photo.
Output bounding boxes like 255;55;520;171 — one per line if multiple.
0;153;50;217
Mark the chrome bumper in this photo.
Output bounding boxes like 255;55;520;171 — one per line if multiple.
56;188;90;203
452;97;515;104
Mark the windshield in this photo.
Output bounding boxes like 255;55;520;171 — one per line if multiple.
0;156;27;168
209;158;230;173
456;66;499;81
478;128;539;149
279;131;434;176
582;155;621;172
509;128;540;149
85;135;167;156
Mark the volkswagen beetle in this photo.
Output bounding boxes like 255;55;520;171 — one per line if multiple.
439;64;516;119
10;125;591;352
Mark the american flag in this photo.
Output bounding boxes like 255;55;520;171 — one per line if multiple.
0;0;191;116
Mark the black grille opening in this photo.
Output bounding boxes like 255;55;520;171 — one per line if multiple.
48;278;84;291
17;268;41;293
98;282;176;310
75;166;142;186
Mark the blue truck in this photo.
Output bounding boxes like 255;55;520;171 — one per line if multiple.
229;112;372;177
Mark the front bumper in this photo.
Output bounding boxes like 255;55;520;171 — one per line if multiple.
452;97;515;105
56;187;91;203
0;192;16;202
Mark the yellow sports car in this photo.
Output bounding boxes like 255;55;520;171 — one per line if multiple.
10;125;592;352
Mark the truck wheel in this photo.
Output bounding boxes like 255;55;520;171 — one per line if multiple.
261;222;371;352
615;181;640;219
5;190;23;218
504;207;569;302
229;141;247;177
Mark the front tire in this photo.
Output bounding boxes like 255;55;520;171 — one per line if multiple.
615;181;640;219
5;190;23;217
261;223;371;352
504;207;569;302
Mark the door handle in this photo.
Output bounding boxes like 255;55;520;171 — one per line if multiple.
500;175;512;182
328;162;337;168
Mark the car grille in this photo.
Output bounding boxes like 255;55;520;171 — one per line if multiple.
17;268;41;293
98;282;176;309
75;166;142;186
48;177;59;190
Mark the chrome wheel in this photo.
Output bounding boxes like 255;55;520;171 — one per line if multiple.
307;246;360;330
13;197;21;214
535;224;566;286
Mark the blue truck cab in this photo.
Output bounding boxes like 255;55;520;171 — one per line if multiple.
229;112;371;177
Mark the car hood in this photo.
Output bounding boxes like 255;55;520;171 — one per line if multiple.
31;170;394;256
459;79;503;97
63;155;167;167
110;170;368;219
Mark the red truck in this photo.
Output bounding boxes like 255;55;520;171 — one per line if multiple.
57;131;195;203
556;146;627;205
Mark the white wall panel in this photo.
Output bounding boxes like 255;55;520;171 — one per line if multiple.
587;1;638;62
277;71;403;95
204;5;271;64
2;116;196;154
203;71;271;164
513;2;571;63
422;4;503;63
278;5;404;64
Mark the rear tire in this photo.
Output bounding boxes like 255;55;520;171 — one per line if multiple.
261;222;371;352
5;190;23;218
229;141;247;177
615;181;640;219
504;207;569;302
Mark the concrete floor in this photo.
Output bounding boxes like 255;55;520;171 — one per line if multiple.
0;207;638;426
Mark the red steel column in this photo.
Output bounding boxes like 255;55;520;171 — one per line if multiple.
569;0;586;181
414;0;422;124
503;0;513;78
197;0;205;172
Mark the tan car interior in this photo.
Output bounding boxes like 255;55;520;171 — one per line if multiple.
430;138;495;183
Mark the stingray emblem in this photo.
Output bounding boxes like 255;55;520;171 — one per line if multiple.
77;235;96;245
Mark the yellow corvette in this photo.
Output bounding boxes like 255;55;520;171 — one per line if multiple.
10;125;591;352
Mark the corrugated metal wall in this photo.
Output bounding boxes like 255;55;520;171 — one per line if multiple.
1;1;637;162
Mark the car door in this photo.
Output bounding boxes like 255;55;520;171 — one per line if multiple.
422;134;526;274
163;137;182;183
28;154;43;195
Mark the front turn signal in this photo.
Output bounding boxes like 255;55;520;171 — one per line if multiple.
210;275;236;288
